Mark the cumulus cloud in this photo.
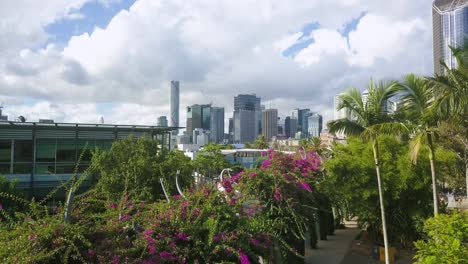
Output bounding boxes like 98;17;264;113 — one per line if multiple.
0;0;433;127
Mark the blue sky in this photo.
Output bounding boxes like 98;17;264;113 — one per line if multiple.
46;0;136;45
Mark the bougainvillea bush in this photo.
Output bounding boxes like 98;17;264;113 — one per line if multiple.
222;149;322;260
0;148;322;263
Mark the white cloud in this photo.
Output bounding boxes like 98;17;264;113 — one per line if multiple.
273;33;303;53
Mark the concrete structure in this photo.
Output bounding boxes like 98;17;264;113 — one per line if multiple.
157;116;168;127
308;113;323;138
210;107;225;143
233;94;261;143
186;104;211;143
170;81;180;135
175;134;191;144
0;121;176;198
294;108;311;136
0;106;8;122
433;0;468;75
262;109;278;141
285;116;298;139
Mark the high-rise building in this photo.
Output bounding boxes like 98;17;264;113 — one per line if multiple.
186;104;211;143
334;95;349;120
294;108;311;136
433;0;468;75
284;116;298;138
210;107;225;143
262;109;278;141
308;113;323;138
170;81;180;135
157;116;168;127
233;94;261;143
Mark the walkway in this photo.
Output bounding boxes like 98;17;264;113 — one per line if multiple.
305;228;361;264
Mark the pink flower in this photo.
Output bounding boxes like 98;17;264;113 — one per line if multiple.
177;233;189;241
252;238;261;246
248;172;256;178
28;234;35;241
119;214;131;221
297;181;312;192
149;246;156;255
274;188;281;201
112;255;120;264
110;203;117;209
88;249;95;256
222;179;233;193
229;198;237;205
261;159;272;168
172;195;182;200
239;249;250;264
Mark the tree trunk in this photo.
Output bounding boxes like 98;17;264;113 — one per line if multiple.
465;147;468;198
372;137;389;264
428;133;439;216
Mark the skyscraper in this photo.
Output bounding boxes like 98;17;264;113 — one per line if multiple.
433;0;468;75
308;113;323;138
157;116;168;127
294;108;311;136
233;94;261;143
186;104;211;143
210;107;225;143
170;81;180;134
262;109;278;141
284;116;298;138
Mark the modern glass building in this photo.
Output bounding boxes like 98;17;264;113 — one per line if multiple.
210;107;225;143
170;81;180;135
0;121;176;198
308;113;323;138
433;0;468;75
284;116;298;139
262;109;278;141
233;94;261;143
186;104;211;143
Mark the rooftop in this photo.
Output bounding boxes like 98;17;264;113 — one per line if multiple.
0;121;182;132
433;0;468;13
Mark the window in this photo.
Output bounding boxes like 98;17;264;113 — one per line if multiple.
14;140;33;162
36;139;56;162
0;140;11;162
56;139;76;162
77;140;94;162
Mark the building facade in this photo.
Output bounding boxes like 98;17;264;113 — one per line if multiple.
433;0;468;75
294;108;311;136
210;107;225;143
170;81;180;135
308;113;323;138
284;116;298;139
0;121;175;198
157;116;168;127
186;104;211;143
262;109;278;141
233;94;261;143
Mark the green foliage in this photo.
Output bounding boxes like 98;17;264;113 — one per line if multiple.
414;212;468;264
324;136;437;246
90;136;192;201
193;143;230;178
252;134;269;149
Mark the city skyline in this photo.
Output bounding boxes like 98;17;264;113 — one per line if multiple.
0;1;433;130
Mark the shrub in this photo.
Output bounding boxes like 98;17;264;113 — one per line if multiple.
414;211;468;264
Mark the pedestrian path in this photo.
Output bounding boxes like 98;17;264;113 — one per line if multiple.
305;228;361;264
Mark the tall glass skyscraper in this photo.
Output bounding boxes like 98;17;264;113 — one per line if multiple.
186;104;211;143
433;0;468;75
233;94;261;143
170;81;180;135
210;107;225;143
262;109;278;141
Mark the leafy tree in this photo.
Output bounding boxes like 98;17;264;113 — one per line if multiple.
328;80;404;263
252;134;269;149
193;143;231;178
414;212;468;264
397;74;441;215
90;136;192;201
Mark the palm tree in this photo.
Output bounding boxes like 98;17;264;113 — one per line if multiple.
328;79;401;264
396;74;440;216
430;44;468;199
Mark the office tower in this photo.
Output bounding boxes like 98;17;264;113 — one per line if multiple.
210;107;225;143
262;109;278;141
186;104;211;143
308;113;323;138
157;116;168;127
228;118;234;135
284;116;298;138
433;0;468;75
233;94;261;143
294;108;311;136
170;81;180;135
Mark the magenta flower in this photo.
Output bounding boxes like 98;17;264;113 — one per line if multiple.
222;179;233;193
239;249;251;264
261;159;272;168
177;233;189;241
28;234;35;241
160;251;174;260
252;238;261;246
274;188;281;201
109;203;117;209
229;198;237;205
172;194;182;200
119;214;131;221
248;171;256;178
149;246;156;255
87;249;95;256
112;255;120;264
297;181;312;192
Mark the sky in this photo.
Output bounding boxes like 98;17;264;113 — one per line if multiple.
0;0;433;132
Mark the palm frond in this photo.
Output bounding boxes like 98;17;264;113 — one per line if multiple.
327;119;365;137
409;132;427;164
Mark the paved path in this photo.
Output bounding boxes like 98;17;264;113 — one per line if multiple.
305;228;361;264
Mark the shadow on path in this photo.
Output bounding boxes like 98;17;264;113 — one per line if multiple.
305;228;361;264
